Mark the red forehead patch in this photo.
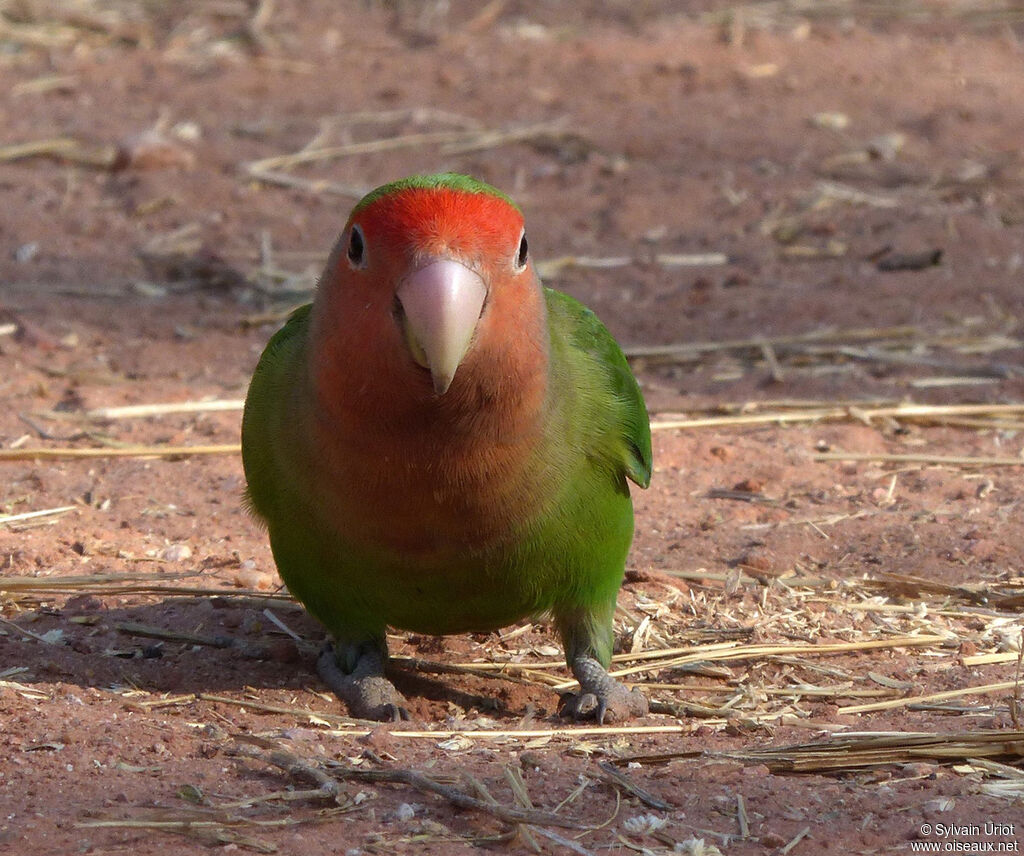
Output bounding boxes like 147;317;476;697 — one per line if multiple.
354;186;524;261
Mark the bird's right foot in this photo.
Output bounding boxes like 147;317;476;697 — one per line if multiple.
560;654;648;724
316;643;410;722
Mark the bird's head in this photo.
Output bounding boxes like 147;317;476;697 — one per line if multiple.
311;174;548;412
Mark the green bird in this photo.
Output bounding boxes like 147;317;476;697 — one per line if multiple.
242;174;651;722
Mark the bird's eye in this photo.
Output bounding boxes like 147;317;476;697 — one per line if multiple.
514;231;529;272
347;224;366;268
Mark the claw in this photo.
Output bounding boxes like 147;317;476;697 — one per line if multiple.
382;702;411;723
559;691;598;721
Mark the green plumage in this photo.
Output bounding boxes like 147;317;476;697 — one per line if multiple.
243;291;649;667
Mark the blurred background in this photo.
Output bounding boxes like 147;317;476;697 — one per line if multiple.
2;0;1022;359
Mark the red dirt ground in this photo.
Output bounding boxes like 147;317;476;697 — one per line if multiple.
1;2;1023;854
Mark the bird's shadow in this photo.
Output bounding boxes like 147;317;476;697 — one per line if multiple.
0;594;544;719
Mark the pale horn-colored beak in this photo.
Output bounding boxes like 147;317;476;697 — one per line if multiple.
396;259;487;395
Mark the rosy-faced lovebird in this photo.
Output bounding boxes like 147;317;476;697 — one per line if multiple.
242;173;652;723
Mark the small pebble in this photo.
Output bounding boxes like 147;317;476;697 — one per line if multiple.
811;111;849;130
233;564;276;590
15;242;39;263
161;543;192;562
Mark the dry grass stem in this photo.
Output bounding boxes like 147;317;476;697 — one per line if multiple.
374;725;699;739
0;444;241;461
195;693;359;725
595;636;950;685
500;765;543;853
83;400;244;420
534;256;633;278
626;324;926;359
536;253;727;279
620;730;1024;772
781;827;811;854
441;119;572;154
655;252;729;266
0;505;76;526
0;572;294;603
652;402;1024;432
961;652;1021;666
815;451;1024;467
2;136;116;168
243;167;366;197
736;793;750;838
244;119;571;195
839;681;1020;714
0;615;61;643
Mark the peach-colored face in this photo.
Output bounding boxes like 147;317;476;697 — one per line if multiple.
311;186;549;427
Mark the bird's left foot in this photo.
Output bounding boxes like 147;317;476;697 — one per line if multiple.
560;655;648;724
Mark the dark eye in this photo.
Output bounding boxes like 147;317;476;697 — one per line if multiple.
347;224;365;267
515;231;529;271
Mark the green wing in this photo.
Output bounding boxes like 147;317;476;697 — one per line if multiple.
240;302;313;520
252;302;312;375
544;288;652;489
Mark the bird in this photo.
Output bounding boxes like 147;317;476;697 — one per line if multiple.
241;173;651;723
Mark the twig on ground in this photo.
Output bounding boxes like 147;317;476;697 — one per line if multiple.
233;740;587;829
597;761;672;810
